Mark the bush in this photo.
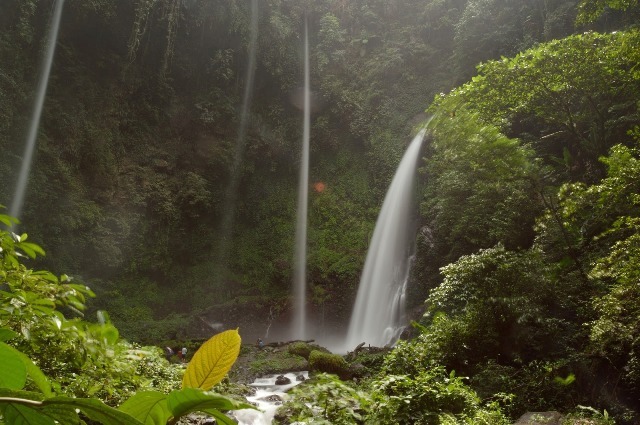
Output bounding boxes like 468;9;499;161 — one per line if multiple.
275;373;371;425
369;367;510;425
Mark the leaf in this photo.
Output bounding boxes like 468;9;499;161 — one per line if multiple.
118;391;171;425
0;213;18;227
1;342;53;397
554;373;576;386
38;404;83;424
0;328;18;341
200;408;239;425
2;403;55;425
43;397;144;425
166;388;255;419
0;388;45;401
0;342;27;390
19;242;45;257
182;329;241;390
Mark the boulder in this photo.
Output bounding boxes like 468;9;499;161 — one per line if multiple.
514;412;564;425
275;375;291;385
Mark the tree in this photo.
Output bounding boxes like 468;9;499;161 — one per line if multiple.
421;107;539;266
577;0;640;24
447;30;640;181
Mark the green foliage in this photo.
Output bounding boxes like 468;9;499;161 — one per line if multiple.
566;406;616;424
453;0;534;79
554;143;640;397
275;373;371;425
0;217;250;424
422;108;539;268
369;367;510;425
445;29;640;179
577;0;640;24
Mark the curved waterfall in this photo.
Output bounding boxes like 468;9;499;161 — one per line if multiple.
345;127;427;349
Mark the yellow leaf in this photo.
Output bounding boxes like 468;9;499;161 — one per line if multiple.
182;329;241;390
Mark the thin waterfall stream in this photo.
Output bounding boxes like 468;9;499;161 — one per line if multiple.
215;0;259;275
10;0;65;220
292;17;311;340
344;127;428;349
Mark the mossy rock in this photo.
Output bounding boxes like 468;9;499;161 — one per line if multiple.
287;342;330;359
308;350;350;379
248;350;308;376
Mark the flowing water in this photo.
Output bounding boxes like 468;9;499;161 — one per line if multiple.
215;0;259;276
232;371;309;425
292;17;311;340
344;128;428;350
10;0;65;220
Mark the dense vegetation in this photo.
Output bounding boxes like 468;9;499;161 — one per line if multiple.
2;0;640;423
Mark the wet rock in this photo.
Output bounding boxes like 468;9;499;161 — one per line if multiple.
259;394;283;404
296;374;306;382
514;411;564;425
275;375;291;385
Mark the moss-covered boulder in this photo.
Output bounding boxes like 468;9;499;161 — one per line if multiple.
287;342;330;359
308;350;351;379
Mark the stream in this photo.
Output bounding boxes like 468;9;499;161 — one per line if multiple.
231;371;309;425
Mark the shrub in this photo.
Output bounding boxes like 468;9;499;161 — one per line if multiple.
275;373;371;425
369;367;510;425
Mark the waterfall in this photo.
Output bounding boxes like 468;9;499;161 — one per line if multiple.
10;0;65;220
214;0;259;275
292;17;311;340
345;128;427;349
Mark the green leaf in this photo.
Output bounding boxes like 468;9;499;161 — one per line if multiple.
38;404;83;424
119;391;171;425
0;328;18;341
0;388;45;401
19;242;45;257
200;408;239;425
0;396;79;424
166;388;254;419
554;373;576;386
0;213;18;227
0;342;27;390
182;329;241;390
2;403;55;425
1;342;53;397
43;397;144;425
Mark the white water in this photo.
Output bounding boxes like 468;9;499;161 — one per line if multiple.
214;0;259;275
292;17;311;340
344;128;427;349
10;0;65;220
232;371;309;425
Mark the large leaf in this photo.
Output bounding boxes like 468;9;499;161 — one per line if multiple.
0;342;53;397
166;388;254;419
118;391;171;425
0;342;27;390
182;329;241;390
38;404;82;425
0;396;79;425
0;328;18;341
0;388;45;401
43;397;144;425
2;404;54;425
200;408;240;425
